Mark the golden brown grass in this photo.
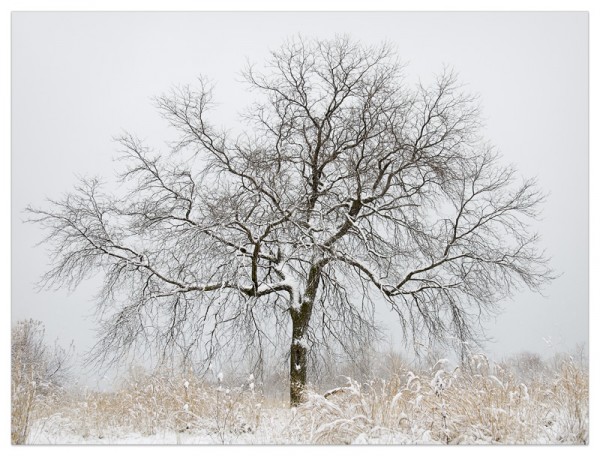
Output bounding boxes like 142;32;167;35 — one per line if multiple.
20;354;588;444
286;354;588;444
34;368;265;443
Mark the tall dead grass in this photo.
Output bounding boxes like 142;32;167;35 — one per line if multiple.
36;368;265;443
23;353;588;444
286;354;588;444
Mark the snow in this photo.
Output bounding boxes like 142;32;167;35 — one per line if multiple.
519;383;530;401
281;277;301;310
293;335;309;349
273;263;301;309
19;356;588;445
24;390;587;445
488;375;505;389
430;369;447;395
28;420;215;444
390;390;403;409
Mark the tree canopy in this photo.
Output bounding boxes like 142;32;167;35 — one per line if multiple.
28;36;553;404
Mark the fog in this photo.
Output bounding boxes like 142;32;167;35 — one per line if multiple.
12;12;588;384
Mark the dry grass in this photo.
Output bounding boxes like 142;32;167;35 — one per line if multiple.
11;367;37;444
21;354;588;444
286;354;588;444
29;368;266;443
11;319;72;445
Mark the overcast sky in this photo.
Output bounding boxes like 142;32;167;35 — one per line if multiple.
12;12;588;379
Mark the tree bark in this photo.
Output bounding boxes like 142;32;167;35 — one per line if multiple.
289;262;322;406
289;309;309;406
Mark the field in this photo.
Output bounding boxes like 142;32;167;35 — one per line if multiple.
14;352;588;445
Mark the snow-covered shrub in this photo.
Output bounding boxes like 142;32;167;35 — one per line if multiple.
11;319;72;444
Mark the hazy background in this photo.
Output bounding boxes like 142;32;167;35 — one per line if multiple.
12;12;588;384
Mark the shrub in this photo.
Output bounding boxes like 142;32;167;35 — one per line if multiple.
11;319;72;444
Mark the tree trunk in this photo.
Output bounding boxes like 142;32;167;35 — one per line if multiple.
290;310;309;406
289;262;322;406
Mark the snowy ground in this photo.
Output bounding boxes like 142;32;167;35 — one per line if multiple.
27;412;582;445
19;355;588;445
25;414;448;444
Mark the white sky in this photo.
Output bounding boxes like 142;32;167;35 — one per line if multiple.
11;12;588;378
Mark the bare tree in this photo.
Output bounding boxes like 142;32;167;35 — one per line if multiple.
12;319;73;389
27;36;553;405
